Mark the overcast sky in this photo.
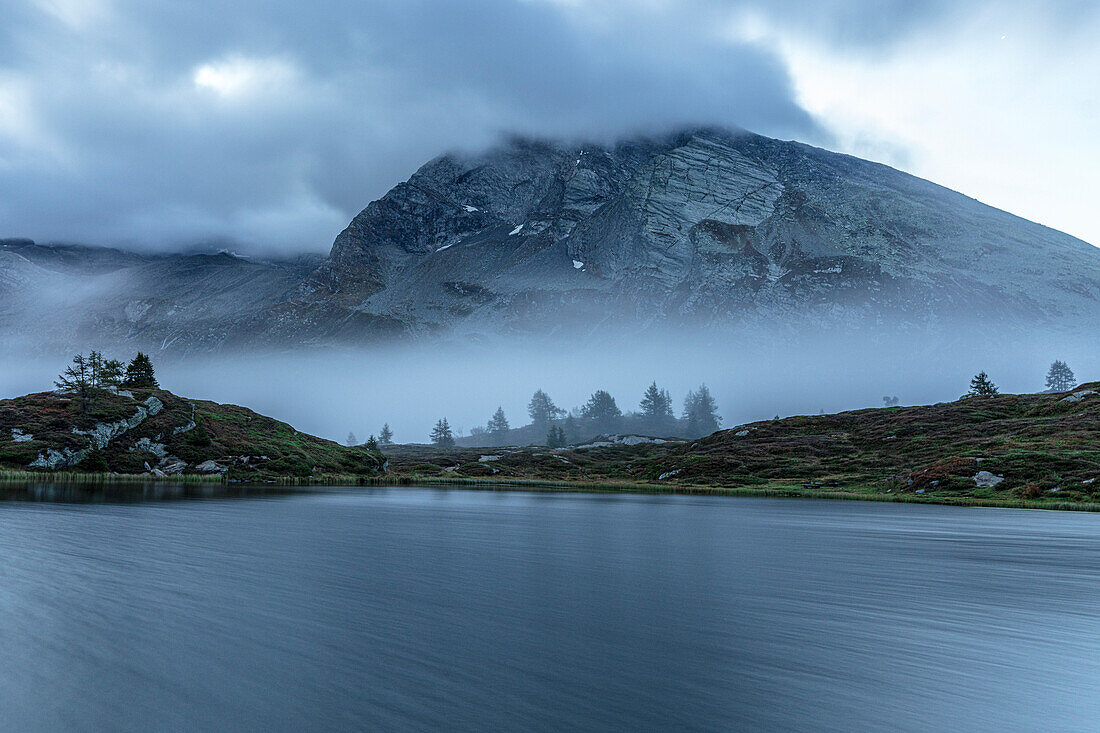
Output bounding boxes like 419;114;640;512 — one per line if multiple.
1;0;1096;256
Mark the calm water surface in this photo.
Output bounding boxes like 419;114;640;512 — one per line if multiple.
1;486;1098;732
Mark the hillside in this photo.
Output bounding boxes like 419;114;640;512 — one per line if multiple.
384;384;1100;507
0;388;385;480
5;381;1098;507
0;239;321;354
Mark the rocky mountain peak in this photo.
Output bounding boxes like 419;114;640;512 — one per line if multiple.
4;127;1099;352
279;126;1100;343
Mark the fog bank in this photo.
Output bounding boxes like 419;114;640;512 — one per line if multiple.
4;329;1096;445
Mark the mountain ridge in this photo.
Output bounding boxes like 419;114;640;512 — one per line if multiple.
3;126;1099;352
277;126;1100;343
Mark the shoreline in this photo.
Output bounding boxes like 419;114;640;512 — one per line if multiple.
3;471;1098;512
368;476;1100;512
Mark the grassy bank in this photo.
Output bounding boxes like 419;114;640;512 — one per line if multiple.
3;469;1099;511
0;470;223;484
358;475;1100;511
377;385;1100;510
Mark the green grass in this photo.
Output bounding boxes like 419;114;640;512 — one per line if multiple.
0;470;223;484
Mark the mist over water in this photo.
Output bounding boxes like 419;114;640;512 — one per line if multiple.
4;326;1095;443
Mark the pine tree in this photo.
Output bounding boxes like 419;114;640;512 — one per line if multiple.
87;350;104;390
101;359;125;392
528;389;564;433
682;389;696;432
547;425;567;448
563;415;578;444
346;431;358;446
639;381;674;434
1045;360;1076;393
379;423;394;445
969;372;998;396
430;418;455;448
581;390;622;434
123;352;158;389
364;435;379;451
487;406;510;445
55;354;93;417
683;384;721;437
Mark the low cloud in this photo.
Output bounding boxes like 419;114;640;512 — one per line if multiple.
0;0;1095;254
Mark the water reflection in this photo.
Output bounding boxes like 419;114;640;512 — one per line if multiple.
0;480;305;503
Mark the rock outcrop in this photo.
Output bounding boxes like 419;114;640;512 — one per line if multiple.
72;396;163;451
29;447;88;470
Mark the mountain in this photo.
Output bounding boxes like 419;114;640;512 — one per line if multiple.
0;239;321;353
4;126;1100;352
0;386;385;480
279;126;1100;343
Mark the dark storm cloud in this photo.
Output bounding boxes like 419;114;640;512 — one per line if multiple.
0;0;1091;254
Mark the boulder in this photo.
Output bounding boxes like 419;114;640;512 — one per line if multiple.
973;471;1005;487
576;435;671;449
131;437;169;458
195;460;228;474
158;457;188;475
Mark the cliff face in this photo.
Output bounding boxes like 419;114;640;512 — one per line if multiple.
283;127;1100;341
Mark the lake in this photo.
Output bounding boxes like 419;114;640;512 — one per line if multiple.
1;486;1097;731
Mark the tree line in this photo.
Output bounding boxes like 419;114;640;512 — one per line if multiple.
963;360;1078;399
353;360;1084;450
347;423;394;450
55;351;159;416
427;383;722;448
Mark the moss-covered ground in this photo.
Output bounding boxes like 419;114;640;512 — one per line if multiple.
381;384;1100;509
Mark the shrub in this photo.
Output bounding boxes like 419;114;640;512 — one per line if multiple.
79;450;110;472
1016;483;1043;499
